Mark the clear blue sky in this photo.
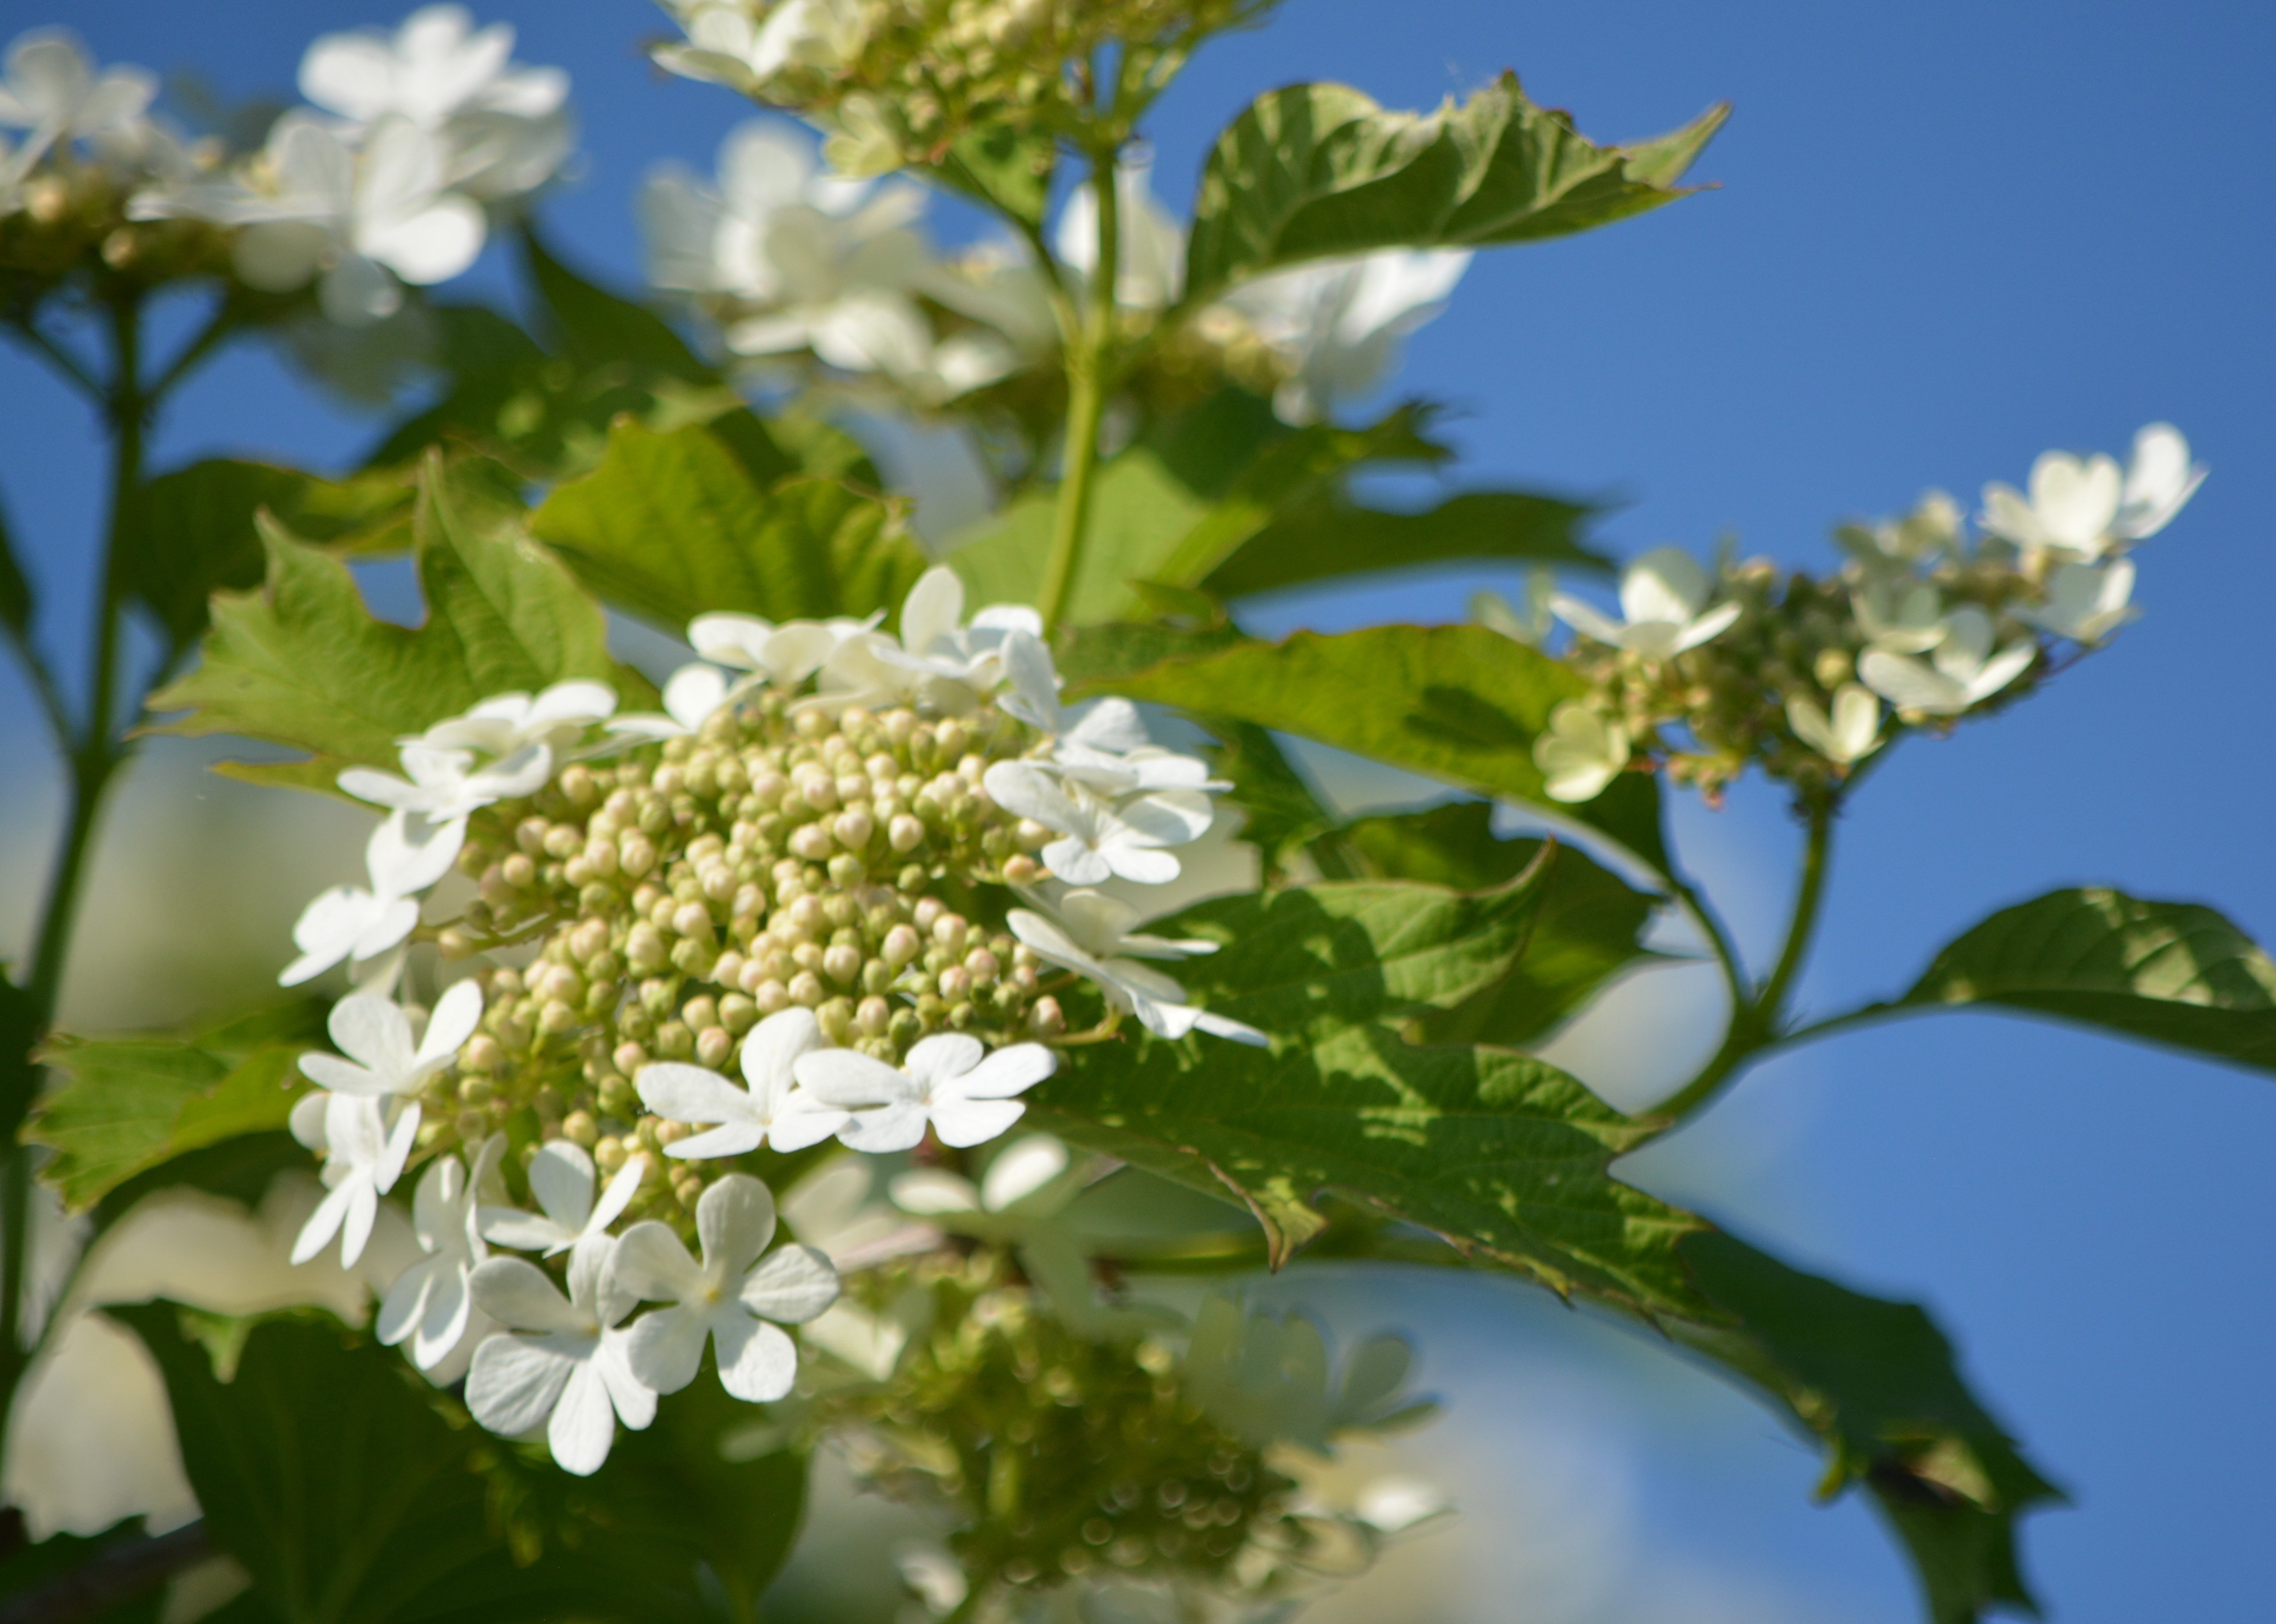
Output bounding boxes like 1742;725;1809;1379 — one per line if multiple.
6;2;2274;1618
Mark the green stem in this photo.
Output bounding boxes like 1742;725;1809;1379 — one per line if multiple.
1646;797;1837;1127
1036;143;1120;633
0;291;146;1436
3;316;104;406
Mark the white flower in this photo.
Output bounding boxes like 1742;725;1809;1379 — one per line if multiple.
376;1135;504;1373
612;1174;840;1402
480;1140;647;1258
890;1133;1071;1217
277;808;460;986
1549;546;1741;660
300;5;566;128
689;612;846;688
1355;1476;1449;1534
1224;249;1470;425
793;1033;1057;1152
1979;423;2205;563
982;761;1212;886
1007;895;1267;1045
1471;569;1554;646
132;113;485;327
818;567;1038;713
607;661;740;742
642;120;934;372
1858;605;2034;716
1055;158;1186;312
777;1156;940;1273
289;1092;420;1268
1851;578;1945;654
0;31;155;173
2019;558;2139;645
636;1007;850;1158
297;981;483;1098
1784;683;1882;766
409;680;617;759
465;1240;654;1476
653;0;870;94
1531;702;1630;803
337;739;553;821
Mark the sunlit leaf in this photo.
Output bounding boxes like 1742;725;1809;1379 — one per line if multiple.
1202;488;1605;601
1184;74;1728;304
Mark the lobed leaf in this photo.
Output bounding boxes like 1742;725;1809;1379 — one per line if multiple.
531;419;927;634
1201;487;1605;601
148;455;620;768
119;461;413;656
1032;878;1712;1313
1184;74;1728;304
1343;801;1666;1045
1679;1233;2061;1624
29;1002;320;1213
1898;888;2276;1072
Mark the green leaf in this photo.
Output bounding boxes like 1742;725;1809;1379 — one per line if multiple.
120;462;414;654
1071;621;1572;802
31;1002;322;1212
949;393;1444;622
1679;1232;2061;1624
1202;488;1605;601
148;455;619;767
109;1306;706;1624
1032;878;1711;1313
1897;888;2276;1071
531;419;927;633
1200;720;1346;882
1184;74;1729;305
1065;621;1669;873
928;124;1056;227
1343;802;1664;1045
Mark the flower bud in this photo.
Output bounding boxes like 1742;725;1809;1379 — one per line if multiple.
501;853;537;889
517;817;552;856
882;924;921;967
1003;854;1042;886
563;1110;599;1148
720;993;758;1033
655;1020;695;1059
613;1041;649;1076
539;999;578;1034
627;923;668;973
683;995;720;1032
818;998;855;1045
696;1025;734;1068
828;854;867;887
437;928;477;960
594;1136;627;1173
673;902;717;943
965;948;1000;983
855;996;892;1037
789;971;826;1008
888;814;926;853
933;914;969;954
544;824;583;860
1029;997;1066;1037
621;837;657;878
938;966;972;1002
754;979;792;1015
789;823;834;860
824;943;863;985
834;808;875;849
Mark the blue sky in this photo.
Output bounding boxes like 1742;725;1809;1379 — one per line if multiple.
6;2;2275;1618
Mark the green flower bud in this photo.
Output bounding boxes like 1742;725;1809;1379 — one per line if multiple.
695;1025;734;1068
655;1020;695;1059
824;943;863;985
789;971;826;1008
563;1110;599;1147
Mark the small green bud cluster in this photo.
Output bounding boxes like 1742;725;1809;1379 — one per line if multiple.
1;155;234;292
1569;546;2044;802
831;1249;1325;1605
708;0;1273;174
409;693;1054;1219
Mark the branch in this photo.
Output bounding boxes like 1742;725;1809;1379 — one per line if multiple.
0;1521;213;1624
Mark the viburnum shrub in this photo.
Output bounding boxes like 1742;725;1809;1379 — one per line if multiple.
0;5;2249;1622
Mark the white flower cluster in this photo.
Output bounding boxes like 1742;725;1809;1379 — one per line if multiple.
269;565;1255;1471
1523;424;2205;801
0;29;184;211
640;120;1467;425
126;5;572;324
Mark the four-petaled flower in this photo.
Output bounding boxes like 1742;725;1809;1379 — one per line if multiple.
480;1140;647;1258
377;1135;504;1375
636;1007;850;1159
1550;547;1741;661
2020;559;2139;646
1785;683;1883;766
982;761;1212;886
612;1174;840;1402
297;980;483;1099
794;1033;1058;1152
1979;423;2206;564
1007;892;1266;1045
289;1091;420;1268
466;1240;654;1476
1532;702;1631;803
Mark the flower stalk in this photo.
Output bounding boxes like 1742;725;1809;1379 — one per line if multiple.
1037;139;1120;634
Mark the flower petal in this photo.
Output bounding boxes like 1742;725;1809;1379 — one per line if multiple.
711;1314;799;1403
469;1256;585;1334
624;1303;711;1396
637;1061;757;1127
527;1139;597;1231
738;1007;824;1101
611;1220;707;1303
740;1243;841;1324
836;1101;930;1153
929;1098;1027;1149
948;1043;1056;1102
696;1173;777;1279
466;1332;573;1438
547;1359;618;1475
416;980;485;1070
792;1047;911;1109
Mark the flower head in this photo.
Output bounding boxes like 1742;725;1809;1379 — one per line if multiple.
794;1033;1058;1152
612;1173;840;1402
